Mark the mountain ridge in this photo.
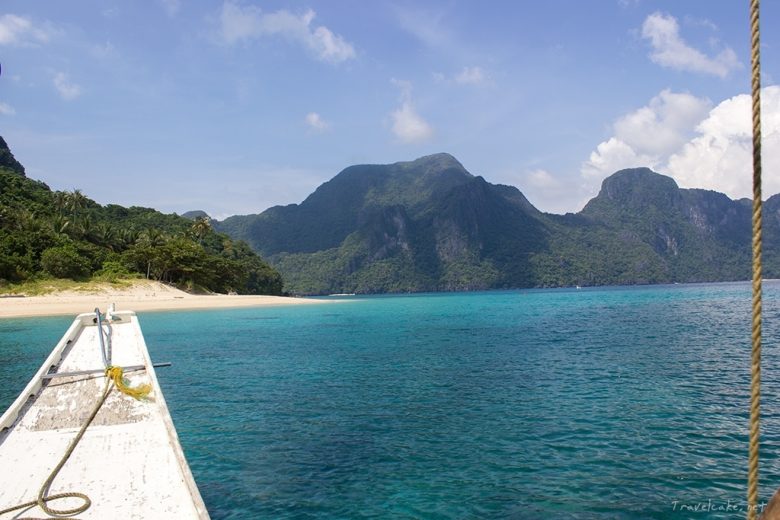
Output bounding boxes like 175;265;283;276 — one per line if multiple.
214;157;772;294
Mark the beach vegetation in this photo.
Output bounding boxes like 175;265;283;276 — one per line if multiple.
40;244;91;280
0;277;140;296
0;138;284;295
93;259;138;282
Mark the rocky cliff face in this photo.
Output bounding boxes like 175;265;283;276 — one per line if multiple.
579;168;752;281
215;159;771;294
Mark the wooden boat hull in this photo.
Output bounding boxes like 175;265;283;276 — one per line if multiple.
0;310;210;519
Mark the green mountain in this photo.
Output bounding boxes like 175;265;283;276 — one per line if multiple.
0;136;25;176
215;154;773;295
181;210;210;221
0;137;282;294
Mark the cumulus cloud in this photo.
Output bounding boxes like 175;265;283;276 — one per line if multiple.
582;90;711;178
305;112;329;132
219;2;355;64
582;138;654;180
0;102;15;115
392;103;434;143
614;90;711;157
667;86;780;198
0;14;52;46
641;12;740;78
582;86;780;199
455;66;486;85
53;72;82;100
390;79;433;144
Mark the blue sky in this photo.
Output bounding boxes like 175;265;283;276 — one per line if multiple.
1;1;778;218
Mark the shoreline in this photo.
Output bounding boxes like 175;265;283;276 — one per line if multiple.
0;281;324;319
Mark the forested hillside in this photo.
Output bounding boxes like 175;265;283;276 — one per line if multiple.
215;154;778;295
0;137;282;295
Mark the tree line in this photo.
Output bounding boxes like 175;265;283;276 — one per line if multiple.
0;167;283;295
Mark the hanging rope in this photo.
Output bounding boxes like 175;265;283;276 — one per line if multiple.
747;0;763;517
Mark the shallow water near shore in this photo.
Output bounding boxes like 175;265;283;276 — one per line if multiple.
3;282;780;518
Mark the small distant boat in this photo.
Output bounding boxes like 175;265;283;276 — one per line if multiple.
0;308;209;519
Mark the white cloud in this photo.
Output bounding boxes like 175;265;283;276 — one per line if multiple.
305;112;329;132
161;0;181;17
498;167;588;215
53;72;82;100
582;137;654;180
434;66;489;86
613;90;711;157
0;102;15;115
582;90;710;179
684;16;718;32
395;6;451;50
0;14;52;46
525;169;564;192
391;104;434;144
582;86;780;199
390;79;433;144
641;12;740;78
219;2;355;64
455;66;486;85
667;86;780;198
220;2;259;43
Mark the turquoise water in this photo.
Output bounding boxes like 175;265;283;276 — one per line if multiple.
3;283;780;518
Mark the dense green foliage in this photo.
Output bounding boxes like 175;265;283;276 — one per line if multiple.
40;244;91;279
216;155;778;295
0;137;25;176
0;139;283;294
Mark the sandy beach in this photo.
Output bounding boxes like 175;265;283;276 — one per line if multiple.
0;281;324;319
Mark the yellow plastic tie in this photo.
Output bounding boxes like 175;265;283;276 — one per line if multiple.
105;366;152;400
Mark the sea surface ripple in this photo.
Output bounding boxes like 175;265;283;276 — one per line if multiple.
3;282;780;518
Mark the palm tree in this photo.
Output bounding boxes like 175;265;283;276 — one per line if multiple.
190;217;212;245
138;228;166;248
9;208;40;233
136;228;166;279
94;223;118;251
120;228;140;249
50;215;70;235
73;214;94;240
66;189;88;217
52;191;69;216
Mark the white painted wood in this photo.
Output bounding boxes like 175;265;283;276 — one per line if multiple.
0;310;210;519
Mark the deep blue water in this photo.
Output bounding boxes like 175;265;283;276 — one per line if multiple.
3;282;780;518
